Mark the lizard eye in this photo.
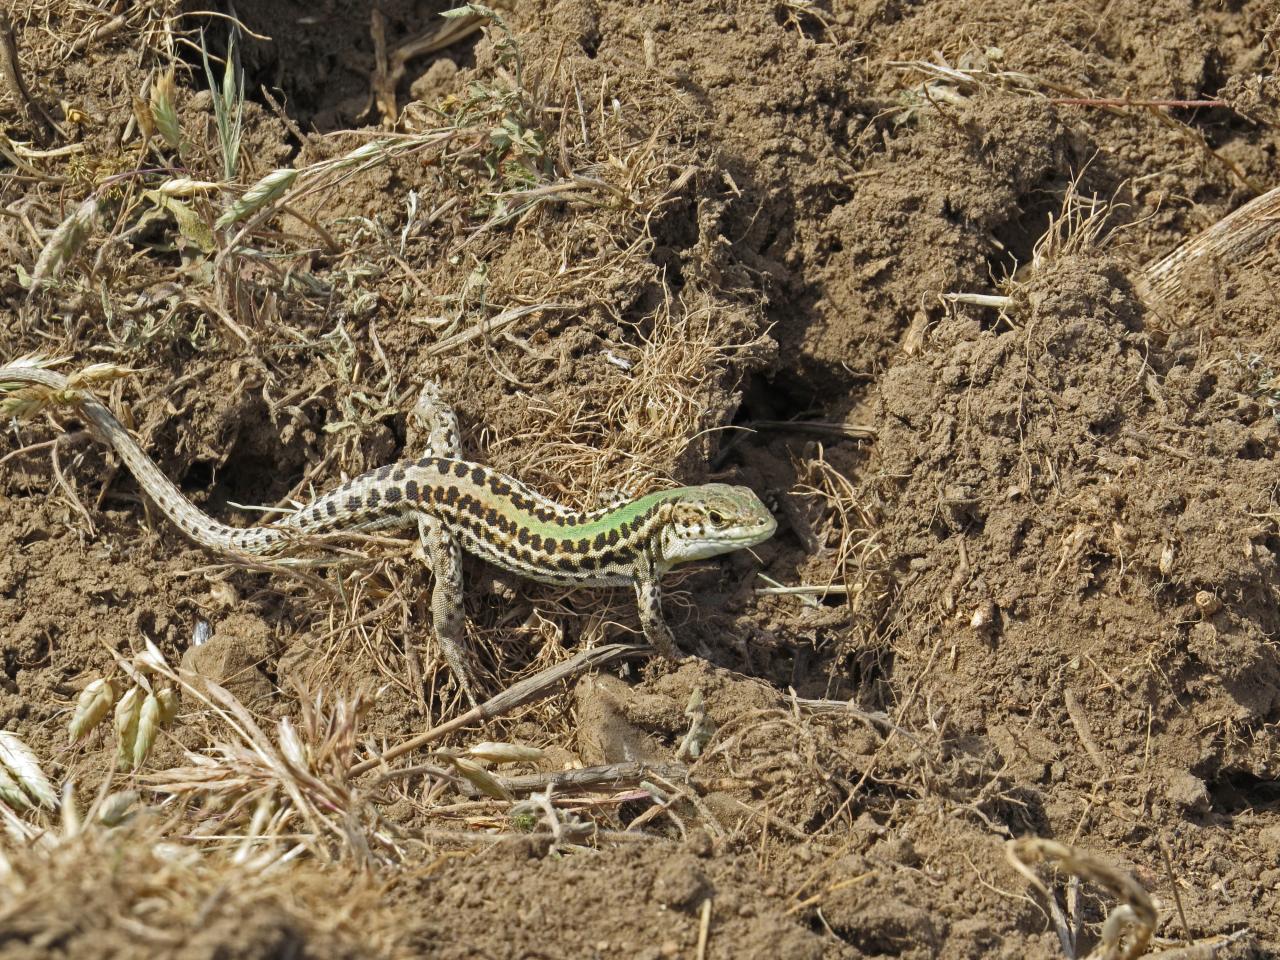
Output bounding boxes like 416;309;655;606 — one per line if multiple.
708;510;726;525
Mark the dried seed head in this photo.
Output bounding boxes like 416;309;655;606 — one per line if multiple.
132;692;163;768
132;95;155;141
466;742;544;765
67;363;136;389
28;196;100;297
114;686;142;771
0;732;58;809
133;636;170;675
4;355;69;371
98;790;139;827
150;68;182;150
158;178;221;197
68;677;117;743
156;686;179;726
447;757;513;800
330;139;392;172
0;764;30;810
276;717;308;768
214;168;299;230
0;386;57;420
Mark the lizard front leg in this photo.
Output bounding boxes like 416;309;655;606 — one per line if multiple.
633;553;679;659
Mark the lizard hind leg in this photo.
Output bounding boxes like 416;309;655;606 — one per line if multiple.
406;382;479;705
418;515;481;708
409;380;461;459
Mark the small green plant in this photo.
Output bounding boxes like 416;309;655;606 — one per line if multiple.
201;29;245;182
440;4;547;206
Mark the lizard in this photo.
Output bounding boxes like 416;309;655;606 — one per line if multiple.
0;362;777;704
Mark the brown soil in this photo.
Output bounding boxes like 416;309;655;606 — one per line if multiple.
0;0;1277;956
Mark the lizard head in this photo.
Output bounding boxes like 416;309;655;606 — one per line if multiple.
659;484;777;565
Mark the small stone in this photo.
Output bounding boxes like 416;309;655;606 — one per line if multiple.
1164;771;1210;814
1259;824;1280;855
652;854;708;910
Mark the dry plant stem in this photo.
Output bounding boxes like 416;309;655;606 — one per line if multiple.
1140;184;1280;309
1063;688;1108;775
370;10;485;123
350;643;644;777
1006;838;1156;960
1146;107;1261;195
755;583;850;596
0;429;90;467
696;898;713;960
746;420;877;440
1144;928;1253;959
1158;836;1192;947
0;13;57;145
68;14;126;54
1052;98;1226;109
487;760;691;795
424;302;578;357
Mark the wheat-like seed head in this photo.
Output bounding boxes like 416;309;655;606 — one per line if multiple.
215;168;299;230
0;733;57;810
150;67;182;150
69;678;117;744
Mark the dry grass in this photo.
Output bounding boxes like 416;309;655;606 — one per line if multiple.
0;801;397;956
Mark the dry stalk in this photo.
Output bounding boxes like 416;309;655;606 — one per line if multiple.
145;664;400;867
786;445;892;648
350;642;642;776
1138;183;1280;314
1006;838;1155;960
0;13;58;144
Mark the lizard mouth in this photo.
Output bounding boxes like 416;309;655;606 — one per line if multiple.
727;514;777;546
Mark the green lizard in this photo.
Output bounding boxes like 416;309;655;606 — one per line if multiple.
0;363;777;703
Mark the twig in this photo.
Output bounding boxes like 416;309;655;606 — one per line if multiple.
0;429;90;467
784;872;874;915
745;420;877;440
1145;928;1252;959
789;695;923;747
942;292;1013;309
1063;689;1108;775
755;582;849;597
492;760;691;795
350;643;645;776
696;898;713;960
1051;97;1226;109
68;13;126;54
424;302;577;357
50;430;95;535
1158;836;1192;947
